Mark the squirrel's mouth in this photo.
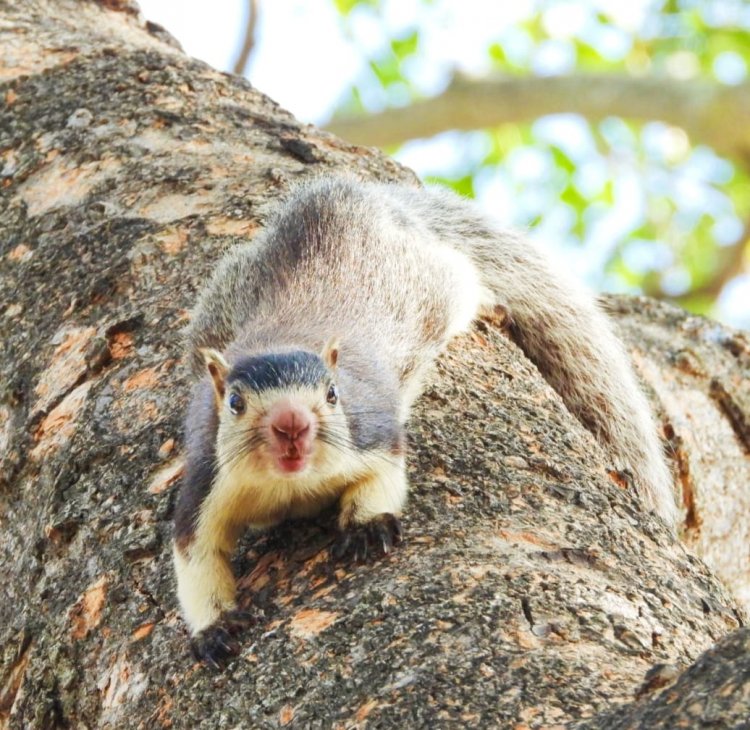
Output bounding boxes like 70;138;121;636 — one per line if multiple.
274;443;311;474
275;452;309;474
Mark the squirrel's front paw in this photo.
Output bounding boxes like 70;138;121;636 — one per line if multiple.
332;513;403;563
190;608;259;670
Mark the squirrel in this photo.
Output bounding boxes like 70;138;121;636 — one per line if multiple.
173;175;677;667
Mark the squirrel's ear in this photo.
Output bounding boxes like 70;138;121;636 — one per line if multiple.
200;349;230;405
321;337;339;369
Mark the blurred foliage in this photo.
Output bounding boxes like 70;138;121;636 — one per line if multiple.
329;0;750;326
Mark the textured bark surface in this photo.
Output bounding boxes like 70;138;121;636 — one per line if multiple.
0;2;748;728
575;627;750;729
608;297;750;611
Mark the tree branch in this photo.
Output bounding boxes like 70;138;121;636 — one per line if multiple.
231;0;258;77
576;628;750;729
326;74;750;159
1;3;748;725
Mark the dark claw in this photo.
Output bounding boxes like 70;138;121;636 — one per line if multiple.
332;532;351;561
222;608;258;634
190;626;236;670
190;608;261;670
332;513;403;564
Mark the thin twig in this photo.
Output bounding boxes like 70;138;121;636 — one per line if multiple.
232;0;259;77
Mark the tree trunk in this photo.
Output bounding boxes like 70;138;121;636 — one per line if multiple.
1;2;747;728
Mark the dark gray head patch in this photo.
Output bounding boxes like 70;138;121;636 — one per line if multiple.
228;351;329;394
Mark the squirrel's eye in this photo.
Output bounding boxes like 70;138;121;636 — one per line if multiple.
228;392;245;415
326;384;338;406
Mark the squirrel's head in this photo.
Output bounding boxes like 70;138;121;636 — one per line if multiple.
201;339;348;478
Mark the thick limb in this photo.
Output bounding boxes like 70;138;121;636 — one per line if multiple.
173;541;237;635
173;536;260;668
334;456;407;561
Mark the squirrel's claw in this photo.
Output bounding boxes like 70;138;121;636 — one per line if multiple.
332;513;402;564
190;608;260;670
190;626;237;670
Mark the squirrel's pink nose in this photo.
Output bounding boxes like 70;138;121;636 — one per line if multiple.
268;404;315;448
271;412;310;442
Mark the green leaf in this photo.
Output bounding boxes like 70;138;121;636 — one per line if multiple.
333;85;366;118
488;43;507;68
424;175;476;198
333;0;379;16
391;30;419;61
368;57;402;88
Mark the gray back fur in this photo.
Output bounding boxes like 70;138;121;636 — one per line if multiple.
185;176;677;525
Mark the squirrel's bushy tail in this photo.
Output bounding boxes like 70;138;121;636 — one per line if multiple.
391;185;678;526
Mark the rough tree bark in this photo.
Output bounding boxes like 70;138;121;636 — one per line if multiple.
1;2;748;728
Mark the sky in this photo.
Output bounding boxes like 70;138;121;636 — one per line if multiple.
138;0;363;123
137;0;749;328
135;0;659;123
135;0;655;123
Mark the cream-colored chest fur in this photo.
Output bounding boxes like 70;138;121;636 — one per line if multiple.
196;446;397;551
